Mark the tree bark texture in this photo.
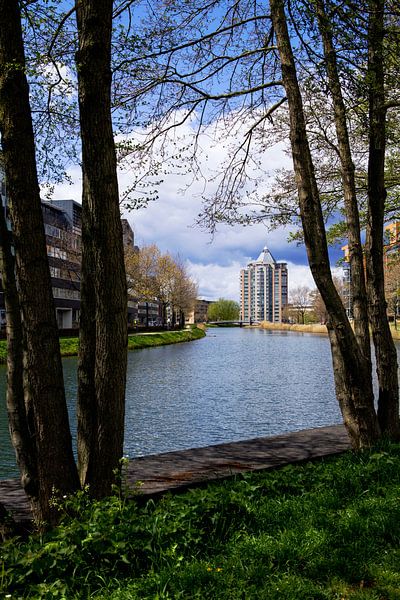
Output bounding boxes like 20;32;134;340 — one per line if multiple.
76;0;128;497
270;0;381;448
77;219;97;485
0;201;38;507
314;0;371;365
0;0;80;524
0;500;15;540
365;0;400;438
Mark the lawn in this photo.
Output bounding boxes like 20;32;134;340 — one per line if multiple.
0;327;206;364
2;445;400;599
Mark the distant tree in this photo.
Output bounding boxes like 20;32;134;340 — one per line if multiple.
170;258;198;326
125;244;160;301
311;278;346;325
312;289;329;325
207;299;240;322
289;286;312;324
125;244;197;326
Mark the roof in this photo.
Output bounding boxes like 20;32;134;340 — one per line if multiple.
254;246;276;265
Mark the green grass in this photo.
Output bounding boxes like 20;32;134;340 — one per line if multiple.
127;327;205;350
0;327;205;364
2;446;400;598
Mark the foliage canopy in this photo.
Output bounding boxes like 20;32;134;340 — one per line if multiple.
207;298;240;321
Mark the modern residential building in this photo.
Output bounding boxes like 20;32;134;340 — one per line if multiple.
43;199;82;329
342;222;400;319
185;298;213;324
0;162;142;328
240;246;288;323
45;201;143;328
384;222;400;261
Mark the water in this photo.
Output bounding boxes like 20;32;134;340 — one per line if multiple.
1;327;389;479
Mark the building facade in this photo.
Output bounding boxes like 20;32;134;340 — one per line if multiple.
0;162;141;329
240;246;288;323
185;298;213;324
342;222;400;319
43;199;82;329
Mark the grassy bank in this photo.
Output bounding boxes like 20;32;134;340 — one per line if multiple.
2;445;400;598
0;327;206;364
259;321;328;334
261;320;400;340
127;327;206;350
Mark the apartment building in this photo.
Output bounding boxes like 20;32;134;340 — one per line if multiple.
185;298;213;324
45;201;143;328
43;199;82;329
240;246;288;323
0;162;141;328
341;222;400;319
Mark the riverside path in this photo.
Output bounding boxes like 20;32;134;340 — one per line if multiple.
0;425;350;526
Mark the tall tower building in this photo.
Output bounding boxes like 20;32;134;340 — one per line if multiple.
240;246;288;323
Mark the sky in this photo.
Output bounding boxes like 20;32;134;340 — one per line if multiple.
51;121;342;303
37;2;347;303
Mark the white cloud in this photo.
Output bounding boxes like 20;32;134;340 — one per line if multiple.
186;260;243;301
48;109;343;302
285;262;315;291
187;258;322;303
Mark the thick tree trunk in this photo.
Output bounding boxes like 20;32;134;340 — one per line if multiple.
365;0;400;439
0;202;38;508
76;0;128;497
0;0;80;524
314;0;371;365
270;0;380;447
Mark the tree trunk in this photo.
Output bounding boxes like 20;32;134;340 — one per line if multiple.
0;501;15;541
270;0;380;447
76;0;128;497
365;0;400;438
77;223;97;485
0;200;38;507
314;0;371;365
0;0;80;524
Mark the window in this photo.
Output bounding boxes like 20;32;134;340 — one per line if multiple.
47;246;67;260
52;287;80;300
45;224;61;239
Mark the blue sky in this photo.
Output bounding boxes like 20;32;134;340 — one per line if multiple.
47;1;344;302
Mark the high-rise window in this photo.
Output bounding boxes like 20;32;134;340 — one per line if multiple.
240;246;288;323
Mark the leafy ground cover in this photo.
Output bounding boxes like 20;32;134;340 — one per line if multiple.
1;446;400;599
0;327;205;364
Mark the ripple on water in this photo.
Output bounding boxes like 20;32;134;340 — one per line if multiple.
1;328;395;478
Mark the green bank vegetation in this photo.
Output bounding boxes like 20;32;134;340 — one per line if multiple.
261;321;400;340
259;321;328;334
0;327;206;364
2;446;400;598
126;327;206;350
207;298;240;322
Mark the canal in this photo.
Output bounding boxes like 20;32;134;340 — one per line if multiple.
1;327;394;478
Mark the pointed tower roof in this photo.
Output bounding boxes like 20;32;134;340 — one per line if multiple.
255;245;276;265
